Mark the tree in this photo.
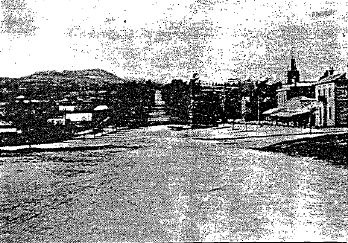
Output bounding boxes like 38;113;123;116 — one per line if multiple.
162;79;190;124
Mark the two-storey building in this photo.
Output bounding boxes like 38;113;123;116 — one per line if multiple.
314;71;348;127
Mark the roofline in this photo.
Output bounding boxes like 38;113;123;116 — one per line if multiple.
315;73;347;85
282;82;316;87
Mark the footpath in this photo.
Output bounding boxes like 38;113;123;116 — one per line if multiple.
1;123;347;153
0;126;130;154
191;123;348;149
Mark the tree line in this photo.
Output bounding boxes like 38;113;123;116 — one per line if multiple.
161;78;281;126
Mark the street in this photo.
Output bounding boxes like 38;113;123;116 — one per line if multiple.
1;125;348;242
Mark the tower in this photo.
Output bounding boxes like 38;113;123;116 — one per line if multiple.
287;57;300;85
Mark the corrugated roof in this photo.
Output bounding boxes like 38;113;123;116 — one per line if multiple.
265;96;320;118
262;107;283;115
270;109;311;118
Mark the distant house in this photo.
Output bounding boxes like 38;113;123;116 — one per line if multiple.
47;112;93;126
148;90;170;124
0;121;18;134
47;117;66;125
93;105;108;111
49;104;108;127
15;95;25;100
65;112;93;123
314;71;348;127
59;105;76;112
0;121;18;145
55;100;95;124
0;102;7;116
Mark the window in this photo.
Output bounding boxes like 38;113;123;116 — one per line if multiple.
328;87;331;97
329;107;332;120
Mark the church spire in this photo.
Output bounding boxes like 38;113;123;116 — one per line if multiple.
290;48;297;71
290;57;297;71
287;53;299;85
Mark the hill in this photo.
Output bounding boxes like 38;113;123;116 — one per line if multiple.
14;68;124;87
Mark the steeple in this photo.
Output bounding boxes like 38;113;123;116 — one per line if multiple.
287;56;300;85
290;57;297;71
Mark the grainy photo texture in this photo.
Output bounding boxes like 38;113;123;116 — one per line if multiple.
1;0;348;242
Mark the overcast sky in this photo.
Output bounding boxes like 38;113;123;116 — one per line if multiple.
0;0;347;82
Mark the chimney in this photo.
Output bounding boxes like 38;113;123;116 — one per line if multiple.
329;67;334;75
320;70;329;80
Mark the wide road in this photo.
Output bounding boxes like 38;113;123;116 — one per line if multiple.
1;126;348;242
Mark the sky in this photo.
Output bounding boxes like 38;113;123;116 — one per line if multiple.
0;0;348;83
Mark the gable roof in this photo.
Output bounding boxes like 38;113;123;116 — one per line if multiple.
316;73;347;85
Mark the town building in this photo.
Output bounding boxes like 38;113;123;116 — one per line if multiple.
264;58;318;127
0;120;19;145
276;58;316;107
148;90;170;124
264;96;319;127
59;104;76;112
65;112;93;123
150;90;165;118
47;117;66;125
314;70;348;127
48;104;110;127
0;120;18;134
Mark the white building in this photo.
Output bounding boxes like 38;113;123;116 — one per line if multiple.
314;72;348;127
59;105;76;112
47;117;66;125
65;112;92;122
0;121;18;133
